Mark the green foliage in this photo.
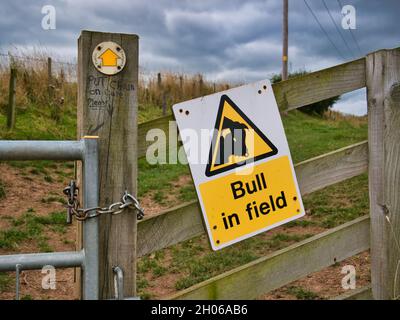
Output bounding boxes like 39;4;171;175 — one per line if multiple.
0;210;66;250
0;273;12;293
0;179;6;199
304;174;369;228
287;286;319;300
271;71;340;116
138;158;189;197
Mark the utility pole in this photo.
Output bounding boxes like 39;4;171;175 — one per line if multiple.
282;0;289;81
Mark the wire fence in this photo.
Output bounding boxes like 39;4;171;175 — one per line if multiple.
0;52;233;118
0;52;77;82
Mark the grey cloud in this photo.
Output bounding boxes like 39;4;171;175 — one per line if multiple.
0;0;399;114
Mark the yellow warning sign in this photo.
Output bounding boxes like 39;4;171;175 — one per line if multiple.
205;95;277;176
200;156;302;247
173;80;305;250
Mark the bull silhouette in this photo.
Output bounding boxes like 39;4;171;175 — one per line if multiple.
216;117;249;165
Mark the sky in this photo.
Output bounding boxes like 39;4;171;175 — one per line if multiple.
0;0;399;115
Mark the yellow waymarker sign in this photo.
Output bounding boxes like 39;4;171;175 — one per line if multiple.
99;48;120;67
92;41;126;75
205;95;278;176
173;80;305;250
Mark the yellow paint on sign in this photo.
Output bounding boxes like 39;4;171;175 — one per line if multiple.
99;48;120;67
205;95;278;177
199;155;302;247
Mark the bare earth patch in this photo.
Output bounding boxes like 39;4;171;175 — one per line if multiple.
0;163;78;300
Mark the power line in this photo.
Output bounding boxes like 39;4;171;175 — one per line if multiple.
322;0;355;59
336;0;362;56
303;0;346;60
282;0;289;80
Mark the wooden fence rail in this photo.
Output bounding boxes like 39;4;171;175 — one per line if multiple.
167;215;370;300
138;141;368;257
332;285;372;300
137;57;367;159
136;48;400;300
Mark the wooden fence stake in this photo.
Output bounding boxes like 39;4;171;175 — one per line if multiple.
199;74;203;95
78;30;139;299
47;57;52;92
7;67;17;129
162;92;167;116
367;48;400;300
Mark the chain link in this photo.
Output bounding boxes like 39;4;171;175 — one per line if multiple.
63;181;144;222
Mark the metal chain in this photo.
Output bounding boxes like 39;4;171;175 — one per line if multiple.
63;180;144;222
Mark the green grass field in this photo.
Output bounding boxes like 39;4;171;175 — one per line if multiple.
0;101;369;299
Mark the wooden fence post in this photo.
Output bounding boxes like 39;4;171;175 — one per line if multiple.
179;75;184;100
367;48;400;300
162;92;167;116
7;67;17;129
78;30;139;299
199;74;203;95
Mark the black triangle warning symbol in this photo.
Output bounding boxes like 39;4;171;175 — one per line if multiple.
205;95;278;177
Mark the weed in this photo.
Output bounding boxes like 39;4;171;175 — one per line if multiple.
139;292;153;300
287;286;319;300
0;180;6;199
29;168;40;175
0;273;12;293
44;175;53;183
137;278;149;290
0;211;67;249
41;196;66;205
178;185;196;202
153;191;165;204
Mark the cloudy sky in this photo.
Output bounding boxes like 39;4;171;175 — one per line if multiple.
1;0;399;115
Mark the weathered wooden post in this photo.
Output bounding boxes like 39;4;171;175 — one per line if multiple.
7;67;17;129
199;74;203;95
77;30;139;299
162;92;167;116
157;72;162;107
47;57;52;92
367;48;400;300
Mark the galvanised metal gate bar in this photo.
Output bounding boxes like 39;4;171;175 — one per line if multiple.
0;137;99;300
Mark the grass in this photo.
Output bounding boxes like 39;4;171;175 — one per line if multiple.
137;171;369;296
283;111;367;163
139;109;368;204
55;105;366;298
41;195;67;205
286;286;320;300
303;174;369;228
137;158;189;197
0;104;369;299
0;61;369;299
0;273;12;293
0;179;5;199
0;210;67;251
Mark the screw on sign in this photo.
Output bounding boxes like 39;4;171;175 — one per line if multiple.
173;80;305;250
92;41;126;75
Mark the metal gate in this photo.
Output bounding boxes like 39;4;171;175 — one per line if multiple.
0;137;99;299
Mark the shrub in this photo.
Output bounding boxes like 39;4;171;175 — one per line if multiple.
271;71;340;116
